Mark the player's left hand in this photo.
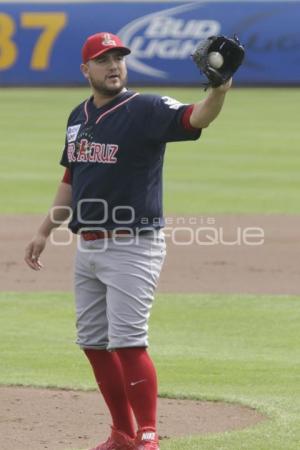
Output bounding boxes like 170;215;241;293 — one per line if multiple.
192;35;245;88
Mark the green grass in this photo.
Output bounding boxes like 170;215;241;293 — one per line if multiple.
1;292;300;449
0;87;299;214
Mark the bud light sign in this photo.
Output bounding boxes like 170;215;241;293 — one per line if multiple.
118;3;221;80
0;1;299;86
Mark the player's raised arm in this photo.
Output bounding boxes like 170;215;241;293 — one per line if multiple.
24;181;72;270
189;78;232;129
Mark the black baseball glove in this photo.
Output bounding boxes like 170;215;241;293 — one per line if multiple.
192;35;245;88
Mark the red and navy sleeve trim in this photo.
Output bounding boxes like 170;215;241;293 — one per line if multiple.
62;168;71;184
181;105;200;131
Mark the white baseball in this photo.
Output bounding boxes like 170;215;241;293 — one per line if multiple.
208;52;224;69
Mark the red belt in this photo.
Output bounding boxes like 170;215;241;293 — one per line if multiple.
81;229;133;241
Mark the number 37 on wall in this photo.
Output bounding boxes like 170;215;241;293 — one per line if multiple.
0;12;67;70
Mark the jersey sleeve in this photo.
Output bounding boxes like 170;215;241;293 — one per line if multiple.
59;102;85;170
60;135;70;169
62;167;71;184
143;95;201;143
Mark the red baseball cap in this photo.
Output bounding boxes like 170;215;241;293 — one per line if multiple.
82;32;131;63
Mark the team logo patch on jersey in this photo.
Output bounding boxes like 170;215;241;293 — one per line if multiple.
162;96;185;110
67;125;81;143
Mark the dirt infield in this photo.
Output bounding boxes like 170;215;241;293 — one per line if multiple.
1;213;300;294
1;213;299;449
0;386;265;450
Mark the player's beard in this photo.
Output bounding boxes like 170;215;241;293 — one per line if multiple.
89;75;127;97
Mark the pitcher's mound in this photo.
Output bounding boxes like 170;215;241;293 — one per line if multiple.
0;386;265;450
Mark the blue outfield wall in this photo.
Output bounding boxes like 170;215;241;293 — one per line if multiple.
0;1;299;86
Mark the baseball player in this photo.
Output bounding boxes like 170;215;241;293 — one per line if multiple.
25;32;233;450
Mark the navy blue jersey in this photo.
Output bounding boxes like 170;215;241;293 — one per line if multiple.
60;89;201;233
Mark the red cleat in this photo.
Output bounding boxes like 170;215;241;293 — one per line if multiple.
90;426;135;450
135;428;159;450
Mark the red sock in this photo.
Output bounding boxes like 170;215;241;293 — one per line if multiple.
116;347;157;430
84;349;136;438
